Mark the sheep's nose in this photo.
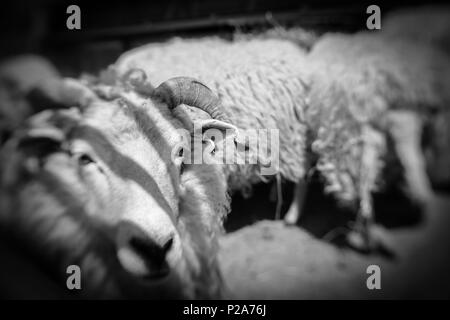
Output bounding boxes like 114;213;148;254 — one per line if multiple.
117;224;175;279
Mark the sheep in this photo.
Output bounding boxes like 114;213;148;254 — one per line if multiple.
382;6;450;188
109;32;450;252
111;36;311;216
0;74;254;298
289;32;450;251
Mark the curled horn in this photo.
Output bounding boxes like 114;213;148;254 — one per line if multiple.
153;77;272;169
153;77;229;122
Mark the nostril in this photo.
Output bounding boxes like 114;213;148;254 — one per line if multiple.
116;223;178;279
129;236;172;268
124;233;176;279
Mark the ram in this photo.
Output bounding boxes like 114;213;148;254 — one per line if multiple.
112;36;310;210
291;32;450;251
0;74;250;298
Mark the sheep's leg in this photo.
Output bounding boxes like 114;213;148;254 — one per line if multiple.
386;110;433;205
426;111;450;187
284;178;308;225
347;125;385;252
275;173;283;220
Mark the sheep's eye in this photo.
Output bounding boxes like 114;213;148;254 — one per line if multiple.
178;148;184;158
78;153;95;166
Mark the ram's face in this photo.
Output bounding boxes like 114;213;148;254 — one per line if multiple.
79;99;187;274
69;97;206;295
1;76;238;298
1;96;198;297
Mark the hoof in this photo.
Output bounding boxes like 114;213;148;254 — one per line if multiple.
283;210;300;226
283;207;299;226
283;215;298;226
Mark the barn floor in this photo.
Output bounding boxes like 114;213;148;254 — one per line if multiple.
219;184;450;299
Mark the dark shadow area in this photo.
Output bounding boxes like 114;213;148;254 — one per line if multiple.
433;183;450;193
0;230;71;299
224;179;295;232
226;172;426;243
2;0;447;74
373;188;424;228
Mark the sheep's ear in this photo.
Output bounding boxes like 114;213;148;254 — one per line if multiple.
194;119;271;168
196;119;238;132
194;119;238;147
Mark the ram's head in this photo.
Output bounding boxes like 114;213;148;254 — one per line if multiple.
0;75;256;299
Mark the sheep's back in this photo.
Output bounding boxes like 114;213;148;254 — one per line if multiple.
307;32;450;129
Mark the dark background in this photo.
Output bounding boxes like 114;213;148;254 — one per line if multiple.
0;0;446;75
